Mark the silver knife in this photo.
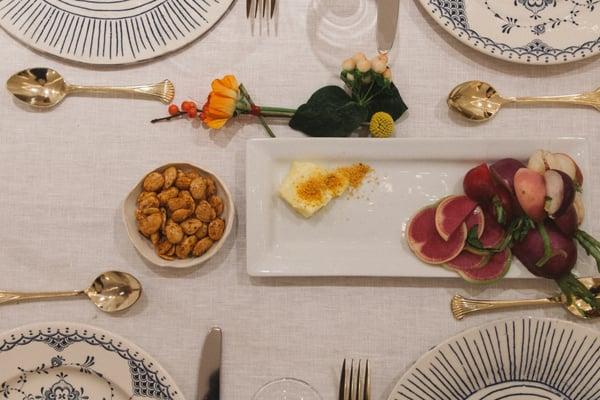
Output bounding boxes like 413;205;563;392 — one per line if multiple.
376;0;400;54
197;327;222;400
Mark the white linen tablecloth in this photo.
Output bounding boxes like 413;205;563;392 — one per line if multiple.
1;0;599;399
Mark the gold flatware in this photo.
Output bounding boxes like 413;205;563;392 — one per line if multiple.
447;80;600;121
0;271;142;313
247;0;276;21
339;359;370;400
6;67;174;109
452;276;600;320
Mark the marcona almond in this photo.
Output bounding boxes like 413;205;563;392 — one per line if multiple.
157;187;179;205
205;177;217;197
172;208;192;222
160;208;167;231
143;172;165;192
181;218;203;235
208;195;224;216
193;237;214;257
165;220;184;244
175;171;192;189
150;232;160;245
176;235;197;258
167;197;187;212
138;213;162;236
189;177;207;200
180;190;196;209
159;254;175;261
156;240;173;255
143;207;160;215
208;218;225;240
186;170;200;180
195;223;208;239
138;194;159;210
163;166;177;189
137;191;156;204
195;201;216;222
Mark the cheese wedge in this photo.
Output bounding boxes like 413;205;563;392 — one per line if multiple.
279;161;333;218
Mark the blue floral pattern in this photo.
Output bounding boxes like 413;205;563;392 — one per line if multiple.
0;325;182;400
424;0;600;63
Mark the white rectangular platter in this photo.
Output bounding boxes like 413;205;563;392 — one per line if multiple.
246;137;592;278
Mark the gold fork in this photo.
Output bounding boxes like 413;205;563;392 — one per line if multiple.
339;359;371;400
246;0;276;20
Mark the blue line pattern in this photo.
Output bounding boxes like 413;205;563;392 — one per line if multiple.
392;318;600;400
0;0;228;64
424;0;600;64
0;326;180;400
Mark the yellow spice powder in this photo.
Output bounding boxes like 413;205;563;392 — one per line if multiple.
336;163;372;189
296;174;328;204
295;163;372;203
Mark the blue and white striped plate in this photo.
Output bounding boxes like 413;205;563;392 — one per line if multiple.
390;318;600;400
0;0;234;65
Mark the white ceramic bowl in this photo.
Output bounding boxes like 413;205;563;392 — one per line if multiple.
123;163;235;268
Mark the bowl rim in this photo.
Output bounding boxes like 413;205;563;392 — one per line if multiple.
122;162;235;268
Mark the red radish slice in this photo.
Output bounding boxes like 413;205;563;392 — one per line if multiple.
407;205;468;265
434;195;478;241
445;251;490;272
465;206;485;238
459;249;512;283
465;210;505;255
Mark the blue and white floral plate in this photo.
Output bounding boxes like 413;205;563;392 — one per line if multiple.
0;322;184;400
0;0;234;65
419;0;600;64
389;317;600;400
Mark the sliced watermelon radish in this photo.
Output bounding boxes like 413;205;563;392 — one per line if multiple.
459;249;511;283
465;210;505;255
407;205;468;265
465;206;485;238
435;195;478;241
445;251;490;272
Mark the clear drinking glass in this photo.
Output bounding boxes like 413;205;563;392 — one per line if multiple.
252;378;322;400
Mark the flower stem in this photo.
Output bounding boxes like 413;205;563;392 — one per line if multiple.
258;106;296;118
151;111;186;123
239;84;276;138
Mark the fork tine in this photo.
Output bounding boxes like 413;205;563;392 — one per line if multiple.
349;359;356;400
270;0;276;18
339;359;346;400
246;0;251;18
262;0;267;17
364;360;371;400
357;360;364;400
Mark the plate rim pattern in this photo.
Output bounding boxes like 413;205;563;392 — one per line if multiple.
0;321;185;400
419;0;600;65
0;0;235;65
387;317;600;400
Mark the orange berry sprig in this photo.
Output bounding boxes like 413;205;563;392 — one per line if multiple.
151;100;202;123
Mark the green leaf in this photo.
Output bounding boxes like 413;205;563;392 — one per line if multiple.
466;225;483;249
366;82;408;121
289;86;368;137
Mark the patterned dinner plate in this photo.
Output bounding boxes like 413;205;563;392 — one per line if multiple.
0;0;234;65
389;318;600;400
0;322;184;400
419;0;600;65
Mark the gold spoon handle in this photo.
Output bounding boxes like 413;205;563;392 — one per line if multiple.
451;294;560;320
509;91;600;107
0;290;84;305
66;79;175;104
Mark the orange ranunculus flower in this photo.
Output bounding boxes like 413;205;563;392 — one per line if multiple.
201;75;241;129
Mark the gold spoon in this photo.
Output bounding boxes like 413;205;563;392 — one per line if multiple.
447;80;600;121
6;67;174;109
0;271;142;313
452;277;600;320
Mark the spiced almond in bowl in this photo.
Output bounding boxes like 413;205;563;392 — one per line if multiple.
123;163;235;268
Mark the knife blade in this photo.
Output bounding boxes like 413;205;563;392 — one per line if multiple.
376;0;400;54
197;327;222;400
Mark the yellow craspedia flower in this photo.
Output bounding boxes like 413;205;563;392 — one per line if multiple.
369;112;394;138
